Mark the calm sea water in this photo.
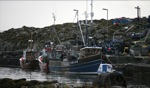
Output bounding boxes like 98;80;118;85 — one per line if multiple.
0;67;95;84
0;67;150;88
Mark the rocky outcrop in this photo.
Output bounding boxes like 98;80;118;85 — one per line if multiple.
92;72;127;88
0;17;149;67
0;78;59;88
0;17;149;52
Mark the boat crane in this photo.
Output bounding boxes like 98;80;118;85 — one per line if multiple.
74;9;86;46
144;29;150;42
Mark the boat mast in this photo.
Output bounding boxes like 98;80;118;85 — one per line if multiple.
85;0;88;46
52;13;61;45
85;11;88;46
28;33;33;51
90;0;94;23
84;0;93;46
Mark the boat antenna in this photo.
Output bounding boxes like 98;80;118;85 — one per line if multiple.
52;13;61;45
73;9;86;46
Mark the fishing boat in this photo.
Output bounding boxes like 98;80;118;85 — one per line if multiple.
38;41;52;72
48;46;111;74
19;39;39;69
38;46;51;72
38;41;66;72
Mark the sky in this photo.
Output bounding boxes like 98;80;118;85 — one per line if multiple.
0;0;150;32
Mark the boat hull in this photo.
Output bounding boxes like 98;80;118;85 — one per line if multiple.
20;60;39;70
49;59;101;74
39;62;49;72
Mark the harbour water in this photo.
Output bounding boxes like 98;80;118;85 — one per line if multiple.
0;67;95;85
0;67;150;88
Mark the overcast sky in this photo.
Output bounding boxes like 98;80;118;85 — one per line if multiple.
0;0;150;32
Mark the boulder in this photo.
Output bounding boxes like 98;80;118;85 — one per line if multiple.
92;72;127;88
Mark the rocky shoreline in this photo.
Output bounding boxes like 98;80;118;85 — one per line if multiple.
1;74;149;88
0;78;60;88
0;78;93;88
0;68;128;88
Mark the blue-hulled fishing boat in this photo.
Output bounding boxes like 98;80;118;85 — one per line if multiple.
48;46;110;74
